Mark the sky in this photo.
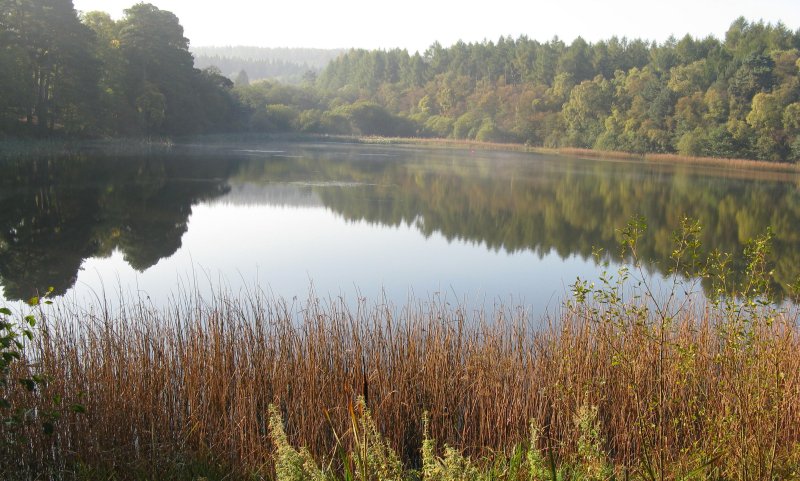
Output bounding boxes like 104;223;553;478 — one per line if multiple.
71;0;800;53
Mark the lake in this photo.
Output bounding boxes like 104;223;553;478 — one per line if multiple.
1;140;798;317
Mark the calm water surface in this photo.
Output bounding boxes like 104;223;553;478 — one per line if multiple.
1;141;798;316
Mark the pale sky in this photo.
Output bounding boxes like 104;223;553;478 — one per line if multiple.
72;0;800;53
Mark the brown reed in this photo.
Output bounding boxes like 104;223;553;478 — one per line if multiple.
3;283;798;479
556;146;800;173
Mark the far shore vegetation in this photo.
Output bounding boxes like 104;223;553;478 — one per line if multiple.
337;136;800;173
4;133;800;178
2;2;800;165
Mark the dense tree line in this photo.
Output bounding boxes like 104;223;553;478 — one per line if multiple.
2;3;799;163
236;18;800;162
0;0;239;137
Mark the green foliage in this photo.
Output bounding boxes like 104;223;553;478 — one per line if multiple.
0;308;31;411
336;102;415;137
790;135;800;162
135;82;167;132
474;119;504;142
0;0;98;135
268;404;328;481
1;288;83;452
675;128;706;156
570;215;794;479
1;294;44;428
421;413;481;481
3;4;800;160
267;407;567;481
348;398;404;481
423;115;455;137
525;422;550;481
266;406;612;481
452;112;482;139
571;405;611;481
0;1;237;137
3;6;800;159
307;18;800;160
253;104;300;132
268;399;405;481
563;76;613;148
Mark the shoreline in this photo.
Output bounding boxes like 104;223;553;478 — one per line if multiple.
351;136;800;174
3;133;800;175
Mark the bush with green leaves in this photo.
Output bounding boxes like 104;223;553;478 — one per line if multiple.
268;404;328;481
1;293;49;433
569;215;799;480
1;289;86;479
269;403;586;481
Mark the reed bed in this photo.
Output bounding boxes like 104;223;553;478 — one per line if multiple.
3;282;799;479
327;136;800;174
345;137;800;179
553;147;800;173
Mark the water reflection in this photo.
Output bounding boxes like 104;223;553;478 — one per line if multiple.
1;142;798;304
0;152;233;300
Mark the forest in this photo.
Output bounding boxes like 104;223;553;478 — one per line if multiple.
1;1;800;162
240;21;800;162
0;1;240;136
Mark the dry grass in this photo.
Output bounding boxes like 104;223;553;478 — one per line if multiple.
3;283;799;479
643;151;800;172
556;147;800;173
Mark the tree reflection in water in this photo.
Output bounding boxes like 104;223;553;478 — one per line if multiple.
1;142;798;302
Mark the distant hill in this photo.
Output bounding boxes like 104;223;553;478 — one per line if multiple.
191;46;346;84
